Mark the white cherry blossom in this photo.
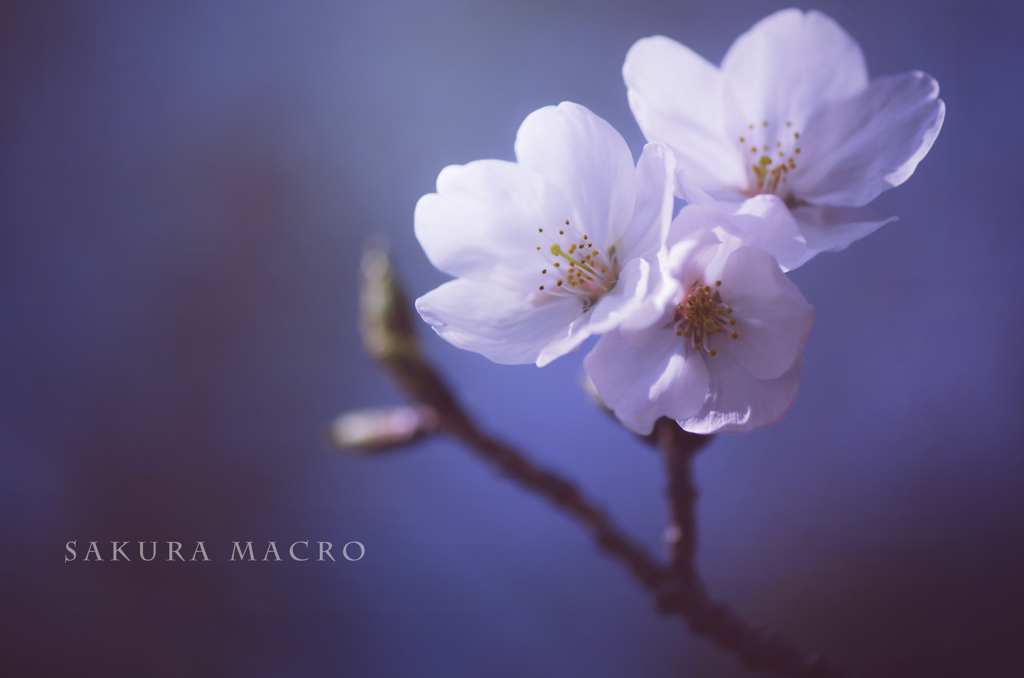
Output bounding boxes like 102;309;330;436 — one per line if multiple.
415;102;676;367
623;8;945;270
584;202;814;435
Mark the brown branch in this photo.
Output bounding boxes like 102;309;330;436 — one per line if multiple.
341;244;855;678
652;418;709;583
442;408;667;590
647;419;853;678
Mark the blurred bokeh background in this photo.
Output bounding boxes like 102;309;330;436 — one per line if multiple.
1;1;1022;676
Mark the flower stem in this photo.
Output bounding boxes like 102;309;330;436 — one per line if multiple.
647;418;852;678
653;417;708;584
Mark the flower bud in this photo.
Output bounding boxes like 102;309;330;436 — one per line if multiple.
357;241;461;414
328;406;439;453
359;243;421;364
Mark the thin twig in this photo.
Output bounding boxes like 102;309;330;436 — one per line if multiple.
446;394;851;677
345;244;855;678
653;418;708;583
442;408;667;590
649;420;853;678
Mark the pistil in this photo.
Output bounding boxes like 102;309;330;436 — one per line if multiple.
536;220;618;305
673;280;739;356
738;120;801;198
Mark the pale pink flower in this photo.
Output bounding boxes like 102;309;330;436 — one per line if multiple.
624;8;945;270
585;201;814;434
415;103;676;366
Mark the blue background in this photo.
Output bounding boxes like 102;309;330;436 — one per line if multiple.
1;1;1022;676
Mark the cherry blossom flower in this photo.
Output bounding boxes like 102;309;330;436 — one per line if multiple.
584;201;814;435
415;102;676;366
623;8;945;270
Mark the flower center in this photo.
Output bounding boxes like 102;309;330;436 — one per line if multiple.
737;120;801;200
672;280;739;357
535;220;619;309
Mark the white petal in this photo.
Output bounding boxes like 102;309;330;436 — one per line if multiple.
790;205;899;267
721;247;814;380
535;309;598;367
619;142;676;260
414;159;571;289
725;195;807;272
584;328;710;435
514;102;636;247
675;166;716;206
416;279;586;366
615;228;719;350
793;72;945;206
526;258;657;369
721;9;868;129
664;206;734;282
586;257;653;335
679;354;804;434
701;199;898;272
618;254;679;334
665;204;728;252
624;36;747;198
